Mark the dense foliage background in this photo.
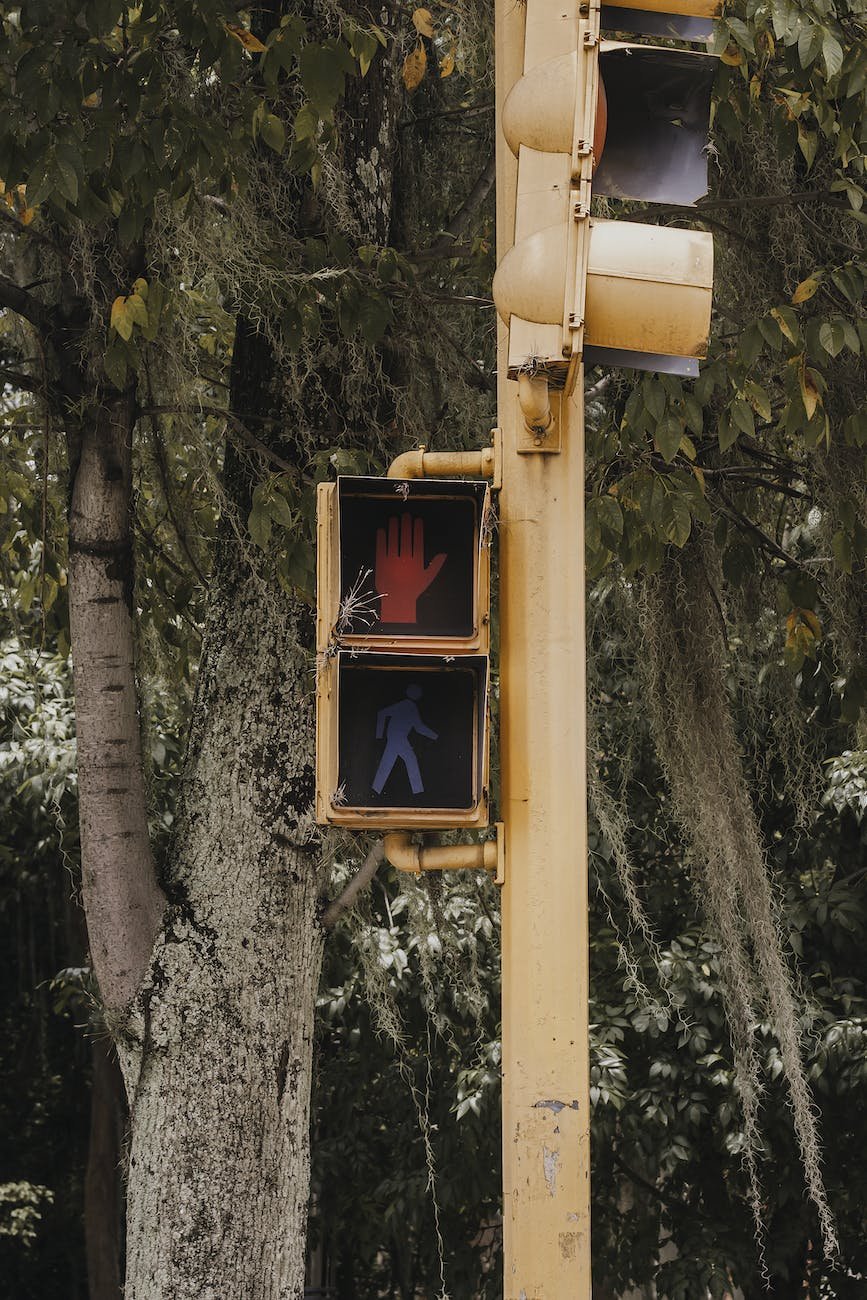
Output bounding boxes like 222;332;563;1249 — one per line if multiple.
0;0;865;1296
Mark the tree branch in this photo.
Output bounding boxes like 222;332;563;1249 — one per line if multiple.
715;487;803;570
321;841;385;930
400;102;493;130
143;367;210;590
139;405;296;474
430;155;495;255
0;365;45;395
612;1153;711;1224
0;205;64;253
696;190;841;211
0;272;51;330
584;374;613;403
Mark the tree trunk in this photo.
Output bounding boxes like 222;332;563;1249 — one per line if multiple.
118;563;324;1298
67;394;166;1012
85;1041;126;1300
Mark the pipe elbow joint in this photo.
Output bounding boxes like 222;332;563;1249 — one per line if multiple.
518;373;553;434
383;831;421;873
386;449;426;480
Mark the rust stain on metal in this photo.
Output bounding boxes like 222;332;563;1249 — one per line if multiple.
559;1231;580;1261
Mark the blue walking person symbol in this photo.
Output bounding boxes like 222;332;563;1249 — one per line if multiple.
372;684;439;796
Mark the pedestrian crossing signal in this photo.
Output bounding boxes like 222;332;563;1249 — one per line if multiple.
315;476;491;829
317;475;491;654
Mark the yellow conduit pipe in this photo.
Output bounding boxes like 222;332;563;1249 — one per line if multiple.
384;830;503;879
387;442;499;482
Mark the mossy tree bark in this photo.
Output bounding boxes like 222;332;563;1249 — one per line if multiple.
110;22;404;1300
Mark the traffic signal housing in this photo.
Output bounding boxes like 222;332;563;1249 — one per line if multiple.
493;0;719;385
316;476;492;829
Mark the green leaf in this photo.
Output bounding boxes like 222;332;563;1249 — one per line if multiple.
683;393;704;436
660;493;692;548
654;416;683;464
300;43;348;119
294;103;319;141
758;314;783;349
797;22;821;68
357;292;392;345
797;122;818;168
54;151;79;205
840;320;861;354
718;413;738;452
587;494;623;554
261;113;286;154
585;499;601;554
819;321;846;358
267;492;295;527
822;30;844;78
738;323;763;367
731;398;756;438
645;382;665;423
832;529;853;574
248;501;272;550
103;337;128;389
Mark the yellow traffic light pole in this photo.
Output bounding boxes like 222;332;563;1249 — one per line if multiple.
498;382;592;1297
496;0;592;1294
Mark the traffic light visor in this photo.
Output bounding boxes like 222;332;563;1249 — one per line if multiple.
601;0;719;40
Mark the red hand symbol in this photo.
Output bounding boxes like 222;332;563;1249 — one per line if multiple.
375;515;447;624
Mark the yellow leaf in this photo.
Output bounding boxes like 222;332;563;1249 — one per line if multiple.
799;363;821;419
771;307;796;344
225;22;267;53
800;608;821;639
402;41;427;92
412;7;435;37
791;275;819;305
785;608;821;655
126;292;149;329
720;41;743;66
110;296;133;342
132;277;149;299
692;465;706;494
19;206;36;226
440;46;456;78
82;91;101;108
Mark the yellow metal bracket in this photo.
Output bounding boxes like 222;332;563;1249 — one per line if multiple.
384;821;506;886
386;428;502;490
